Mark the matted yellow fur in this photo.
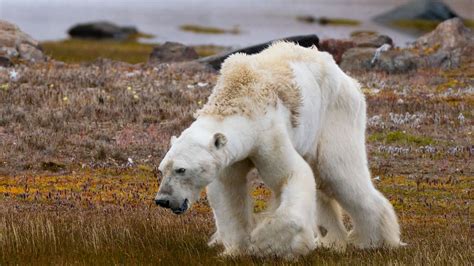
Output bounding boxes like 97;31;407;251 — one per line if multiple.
197;42;321;127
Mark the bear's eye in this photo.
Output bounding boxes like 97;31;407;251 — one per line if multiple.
175;168;186;174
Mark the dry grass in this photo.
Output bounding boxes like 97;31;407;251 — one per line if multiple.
0;169;471;264
0;60;216;174
0;56;473;264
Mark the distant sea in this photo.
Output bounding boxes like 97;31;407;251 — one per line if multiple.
1;0;472;47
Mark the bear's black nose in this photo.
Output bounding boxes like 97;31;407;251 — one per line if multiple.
155;199;170;208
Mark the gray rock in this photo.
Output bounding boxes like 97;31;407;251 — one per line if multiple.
341;47;417;73
350;32;393;48
319;33;393;64
148;42;199;64
341;18;473;72
414;18;474;68
376;49;418;73
340;47;375;70
68;21;138;40
0;20;45;65
374;0;458;24
415;18;473;48
18;43;44;62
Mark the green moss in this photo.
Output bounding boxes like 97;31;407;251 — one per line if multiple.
392;19;440;32
464;19;474;28
41;39;225;64
180;24;240;34
41;39;157;64
296;16;360;26
127;32;155;41
350;30;378;37
193;45;227;57
320;17;360;26
369;130;435;146
392;19;474;32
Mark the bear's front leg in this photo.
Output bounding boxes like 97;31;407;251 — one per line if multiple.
249;139;317;259
206;159;254;257
250;211;315;260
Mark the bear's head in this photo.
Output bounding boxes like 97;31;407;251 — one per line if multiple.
154;130;227;214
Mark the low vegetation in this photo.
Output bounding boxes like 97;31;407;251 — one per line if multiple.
296;16;360;26
368;130;435;146
392;18;474;32
180;24;240;35
0;169;471;264
41;39;156;64
41;39;226;63
0;45;472;264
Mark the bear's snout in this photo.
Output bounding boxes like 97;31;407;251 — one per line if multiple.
155;196;188;215
155;198;170;208
171;199;188;215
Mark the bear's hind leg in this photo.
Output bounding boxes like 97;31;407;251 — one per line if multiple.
314;189;348;251
307;156;348;251
317;106;402;249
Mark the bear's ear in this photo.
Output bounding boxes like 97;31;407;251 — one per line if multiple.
170;135;178;146
212;133;227;149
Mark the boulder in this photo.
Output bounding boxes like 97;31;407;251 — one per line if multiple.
319;39;355;64
68;21;138;40
319;33;392;64
0;20;45;65
198;34;319;70
340;47;417;74
148;42;199;64
340;18;473;72
350;32;393;48
413;18;474;68
374;0;458;24
18;43;45;62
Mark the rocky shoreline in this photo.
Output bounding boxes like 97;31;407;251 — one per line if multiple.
2;18;473;72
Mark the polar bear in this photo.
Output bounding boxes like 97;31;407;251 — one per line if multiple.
155;42;402;258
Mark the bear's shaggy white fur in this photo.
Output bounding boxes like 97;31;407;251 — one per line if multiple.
155;42;402;259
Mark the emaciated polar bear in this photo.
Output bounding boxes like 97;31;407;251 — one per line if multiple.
155;42;402;258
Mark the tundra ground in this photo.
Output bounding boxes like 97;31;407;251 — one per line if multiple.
0;58;472;264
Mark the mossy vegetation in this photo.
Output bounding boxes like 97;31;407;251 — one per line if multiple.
41;39;226;64
127;32;155;41
392;18;474;32
180;24;240;34
464;19;474;28
369;130;435;146
296;16;360;26
350;30;378;37
41;39;156;64
193;45;227;57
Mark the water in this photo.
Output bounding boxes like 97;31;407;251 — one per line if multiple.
1;0;472;47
